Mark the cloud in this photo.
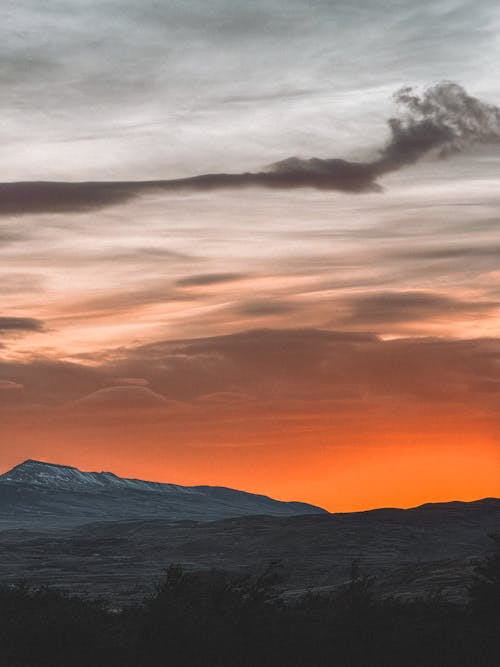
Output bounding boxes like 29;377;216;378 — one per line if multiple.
61;284;196;320
376;82;500;170
340;291;497;326
264;82;500;190
2;82;499;216
0;230;27;245
2;328;500;422
0;181;137;217
109;377;150;387
0;359;103;405
395;244;500;262
176;272;248;287
101;328;500;414
1;329;378;408
1;274;46;295
0;317;44;332
70;385;176;410
235;299;299;317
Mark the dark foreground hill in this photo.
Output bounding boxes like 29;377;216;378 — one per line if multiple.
0;459;326;528
1;496;500;603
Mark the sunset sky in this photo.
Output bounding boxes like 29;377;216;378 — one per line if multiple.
2;0;500;511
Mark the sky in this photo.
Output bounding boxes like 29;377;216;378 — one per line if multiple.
1;0;500;511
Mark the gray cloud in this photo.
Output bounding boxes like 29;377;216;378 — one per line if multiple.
377;82;500;169
340;291;496;326
396;244;500;261
0;317;44;332
0;230;28;245
235;299;299;317
0;181;137;217
264;82;500;189
177;272;248;287
3;82;499;216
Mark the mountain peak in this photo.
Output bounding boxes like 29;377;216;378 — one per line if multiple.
15;459;78;471
5;458;77;475
1;459;125;490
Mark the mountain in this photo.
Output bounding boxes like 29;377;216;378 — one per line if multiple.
0;459;327;529
3;460;498;605
1;498;500;603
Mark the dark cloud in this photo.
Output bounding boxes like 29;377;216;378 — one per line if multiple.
98;328;500;410
235;299;298;317
0;181;138;217
340;291;497;326
396;245;500;261
0;317;44;332
104;328;418;404
0;359;103;405
270;82;500;187
2;329;500;414
381;82;500;165
0;230;27;245
104;247;196;263
3;82;499;216
177;272;248;287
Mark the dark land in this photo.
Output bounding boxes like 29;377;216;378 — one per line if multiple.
2;460;500;665
1;500;500;605
2;544;500;667
0;460;499;603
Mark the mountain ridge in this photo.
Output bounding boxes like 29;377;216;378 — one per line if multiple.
1;459;199;493
0;459;328;529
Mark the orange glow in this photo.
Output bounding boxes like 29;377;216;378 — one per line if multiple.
2;402;499;513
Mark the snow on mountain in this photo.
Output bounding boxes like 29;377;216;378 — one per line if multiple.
0;459;328;528
1;459;197;494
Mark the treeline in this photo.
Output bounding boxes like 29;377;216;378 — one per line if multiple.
1;540;500;666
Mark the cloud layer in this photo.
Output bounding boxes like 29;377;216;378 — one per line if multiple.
2;327;500;411
3;82;500;216
3;0;500;183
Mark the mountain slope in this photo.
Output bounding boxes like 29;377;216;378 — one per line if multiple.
0;459;327;528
